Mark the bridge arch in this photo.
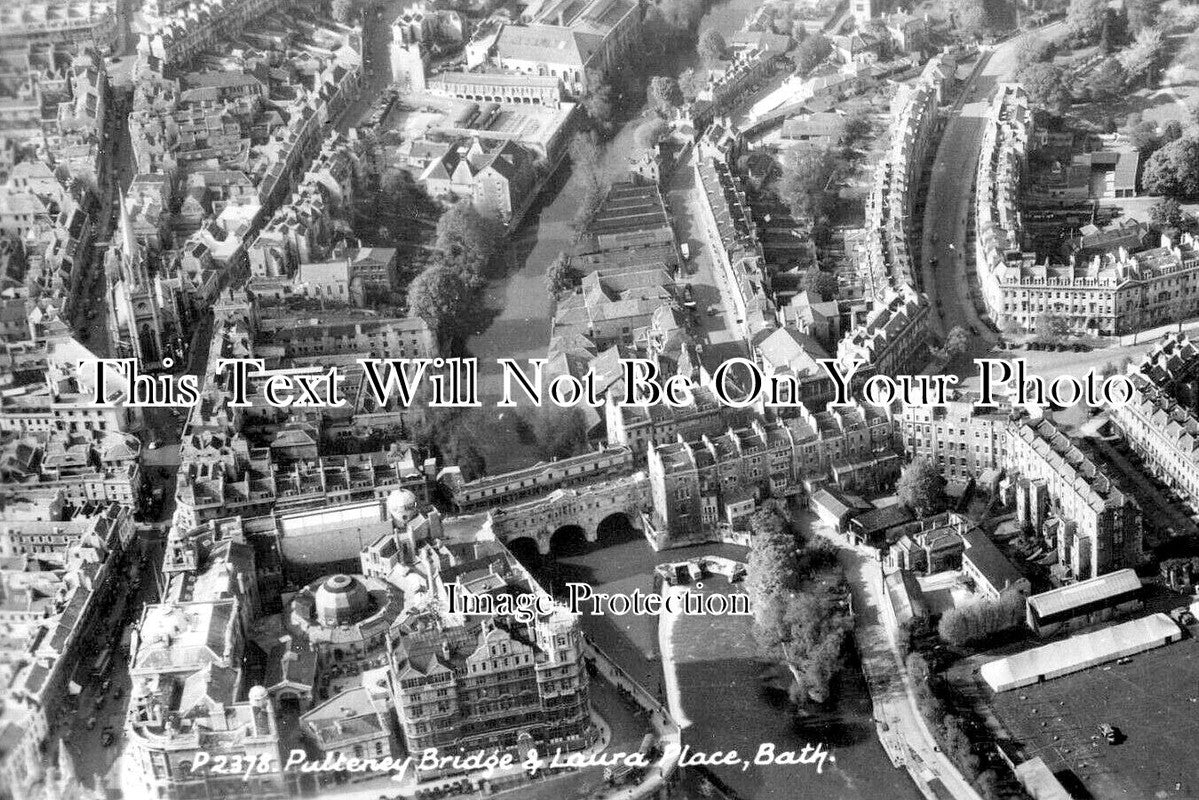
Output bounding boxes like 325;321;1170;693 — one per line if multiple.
595;510;638;544
506;535;544;561
549;524;589;556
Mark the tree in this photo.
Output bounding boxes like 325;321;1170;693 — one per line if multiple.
634;117;669;149
381;168;434;217
544;252;578;298
808;270;839;302
944;325;970;358
779;146;839;223
1163;119;1184;142
841;108;872;155
698;29;729;62
569;130;605;197
528;405;589;460
649;0;708;35
1126;120;1161;155
794;34;832;75
678;68;706;102
746;513;803;627
776;592;852;704
1150;197;1184;229
1018;34;1056;67
1017;62;1071;115
1084;57;1126;101
1035;310;1069;344
452;439;487;481
434;200;504;279
571;181;608;238
1066;0;1107;42
897;457;945;517
331;0;355;23
951;0;989;37
1142;136;1199;198
1125;0;1161;33
407;264;470;338
648;75;682;115
580;70;614;133
1119;27;1166;88
938;593;1026;646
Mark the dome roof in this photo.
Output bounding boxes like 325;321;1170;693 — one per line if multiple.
386;488;419;522
313;574;372;627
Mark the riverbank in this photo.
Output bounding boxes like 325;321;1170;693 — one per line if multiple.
461;0;773;473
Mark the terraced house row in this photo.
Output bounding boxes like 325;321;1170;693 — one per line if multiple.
858;55;947;294
1111;333;1199;516
976;83;1199;336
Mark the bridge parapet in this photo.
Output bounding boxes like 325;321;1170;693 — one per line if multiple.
487;472;652;554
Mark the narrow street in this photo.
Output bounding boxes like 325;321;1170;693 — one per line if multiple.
665;147;753;364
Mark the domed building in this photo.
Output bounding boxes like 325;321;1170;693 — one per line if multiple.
313;574;372;627
286;573;406;665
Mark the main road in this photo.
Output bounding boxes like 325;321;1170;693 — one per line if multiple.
920;23;1066;367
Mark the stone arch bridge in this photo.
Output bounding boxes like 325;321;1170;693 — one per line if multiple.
485;472;651;554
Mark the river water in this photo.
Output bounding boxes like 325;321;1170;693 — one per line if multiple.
514;520;921;800
464;0;753;395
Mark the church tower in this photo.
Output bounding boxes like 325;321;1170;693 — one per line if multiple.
108;189;165;364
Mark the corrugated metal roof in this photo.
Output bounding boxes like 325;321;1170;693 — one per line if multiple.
1027;568;1141;619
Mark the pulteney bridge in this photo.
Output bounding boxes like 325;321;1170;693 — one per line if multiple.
484;472;651;554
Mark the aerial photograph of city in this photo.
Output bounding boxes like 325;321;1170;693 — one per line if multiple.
1;0;1199;796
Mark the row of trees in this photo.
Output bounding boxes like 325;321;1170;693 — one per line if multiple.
745;502;849;705
937;593;1027;646
568;131;610;239
907;651;1028;799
